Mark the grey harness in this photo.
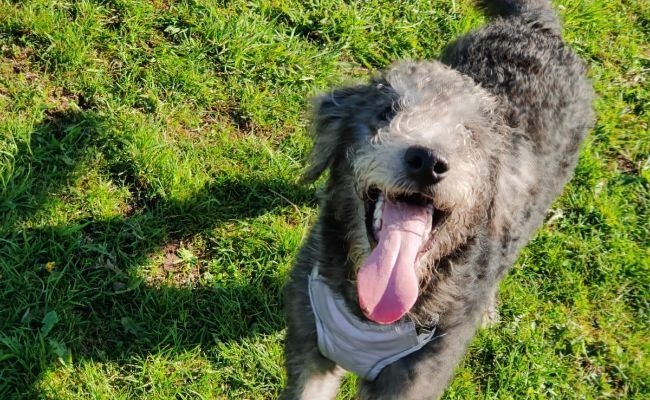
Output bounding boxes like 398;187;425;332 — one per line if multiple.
308;266;439;381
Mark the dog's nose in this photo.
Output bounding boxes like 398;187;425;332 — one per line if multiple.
404;146;449;185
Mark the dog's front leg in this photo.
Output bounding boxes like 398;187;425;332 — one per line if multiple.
358;313;482;400
281;264;345;400
280;344;345;400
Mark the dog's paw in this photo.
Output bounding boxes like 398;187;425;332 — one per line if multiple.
481;302;499;328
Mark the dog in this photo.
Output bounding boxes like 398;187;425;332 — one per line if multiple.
281;1;594;398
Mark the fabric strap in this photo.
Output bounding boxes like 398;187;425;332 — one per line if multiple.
308;265;438;381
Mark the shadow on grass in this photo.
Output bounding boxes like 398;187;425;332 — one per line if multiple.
0;109;313;397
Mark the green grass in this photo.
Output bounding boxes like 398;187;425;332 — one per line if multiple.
0;0;647;398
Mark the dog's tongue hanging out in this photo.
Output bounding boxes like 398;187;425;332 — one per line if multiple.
357;200;432;324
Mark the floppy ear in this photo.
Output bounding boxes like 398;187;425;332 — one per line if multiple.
301;88;354;184
302;83;390;183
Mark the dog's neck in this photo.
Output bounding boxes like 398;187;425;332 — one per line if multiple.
317;210;492;331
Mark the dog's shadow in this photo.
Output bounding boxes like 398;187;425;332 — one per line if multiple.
1;109;314;395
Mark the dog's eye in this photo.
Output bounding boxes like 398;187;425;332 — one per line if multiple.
378;105;397;122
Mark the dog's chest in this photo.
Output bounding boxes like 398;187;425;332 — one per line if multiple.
308;265;440;380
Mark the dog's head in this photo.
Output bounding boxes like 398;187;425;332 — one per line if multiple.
304;61;503;324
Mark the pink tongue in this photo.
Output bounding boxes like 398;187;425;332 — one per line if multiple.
357;200;431;324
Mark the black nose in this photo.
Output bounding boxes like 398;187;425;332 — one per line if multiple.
404;146;449;185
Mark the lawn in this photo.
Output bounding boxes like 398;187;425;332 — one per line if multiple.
0;0;647;398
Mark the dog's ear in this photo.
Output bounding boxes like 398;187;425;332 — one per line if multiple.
301;87;358;184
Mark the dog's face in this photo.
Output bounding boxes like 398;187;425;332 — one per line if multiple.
305;61;503;324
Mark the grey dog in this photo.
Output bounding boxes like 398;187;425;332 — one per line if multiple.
281;0;594;398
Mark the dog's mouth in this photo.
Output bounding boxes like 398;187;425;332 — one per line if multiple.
358;187;447;324
364;188;446;248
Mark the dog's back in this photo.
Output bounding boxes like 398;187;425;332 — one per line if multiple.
443;0;594;270
444;0;593;155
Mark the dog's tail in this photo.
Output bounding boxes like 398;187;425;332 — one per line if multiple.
476;0;560;33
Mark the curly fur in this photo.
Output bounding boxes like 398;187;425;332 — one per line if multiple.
281;1;594;399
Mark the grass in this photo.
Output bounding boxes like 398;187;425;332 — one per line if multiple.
0;0;647;398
